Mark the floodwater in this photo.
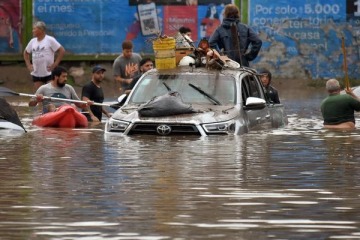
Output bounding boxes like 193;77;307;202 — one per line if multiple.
1;87;360;240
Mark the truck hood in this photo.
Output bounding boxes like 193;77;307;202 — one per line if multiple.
112;104;240;124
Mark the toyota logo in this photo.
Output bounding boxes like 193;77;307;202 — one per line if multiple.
156;124;172;135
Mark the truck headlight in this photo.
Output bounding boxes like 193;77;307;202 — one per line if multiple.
107;119;130;132
202;120;235;134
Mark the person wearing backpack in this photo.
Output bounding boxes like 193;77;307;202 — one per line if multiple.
208;4;262;67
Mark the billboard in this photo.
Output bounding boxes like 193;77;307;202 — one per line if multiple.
249;0;360;79
0;0;22;54
16;0;232;55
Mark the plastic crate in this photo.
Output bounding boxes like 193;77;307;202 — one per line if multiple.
153;37;176;50
153;37;176;69
155;57;176;70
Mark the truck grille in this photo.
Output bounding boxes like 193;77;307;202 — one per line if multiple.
128;123;201;136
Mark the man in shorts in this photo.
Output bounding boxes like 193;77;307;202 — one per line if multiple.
23;21;65;92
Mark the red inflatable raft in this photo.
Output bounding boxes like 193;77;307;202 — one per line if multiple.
32;104;88;128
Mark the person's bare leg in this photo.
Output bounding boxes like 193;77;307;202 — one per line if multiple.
324;121;355;129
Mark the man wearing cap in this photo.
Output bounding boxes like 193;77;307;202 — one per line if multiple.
81;66;111;122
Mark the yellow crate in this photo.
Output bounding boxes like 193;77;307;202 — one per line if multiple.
154;49;175;58
153;37;176;50
153;37;176;69
155;57;176;69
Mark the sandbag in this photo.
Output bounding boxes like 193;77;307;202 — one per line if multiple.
138;91;196;117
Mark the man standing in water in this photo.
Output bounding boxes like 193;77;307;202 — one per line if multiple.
81;66;111;122
24;21;65;92
321;78;360;129
124;57;154;94
113;40;142;94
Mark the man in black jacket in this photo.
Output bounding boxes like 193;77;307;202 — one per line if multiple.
209;4;262;67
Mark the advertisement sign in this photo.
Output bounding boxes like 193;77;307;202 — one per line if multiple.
138;3;160;36
250;0;345;50
163;6;198;40
27;0;229;55
249;0;353;78
0;0;21;54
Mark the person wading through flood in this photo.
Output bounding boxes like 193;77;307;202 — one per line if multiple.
81;65;111;122
124;57;154;94
321;78;360;129
113;40;142;94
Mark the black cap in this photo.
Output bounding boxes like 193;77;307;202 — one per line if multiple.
92;65;106;73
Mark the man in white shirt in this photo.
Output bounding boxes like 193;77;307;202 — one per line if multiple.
23;21;65;92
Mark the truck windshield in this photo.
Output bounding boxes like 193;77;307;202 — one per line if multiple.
129;73;236;105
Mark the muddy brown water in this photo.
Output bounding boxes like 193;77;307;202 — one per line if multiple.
1;87;360;240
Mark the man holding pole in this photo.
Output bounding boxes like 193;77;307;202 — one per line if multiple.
81;65;111;122
321;79;360;129
29;66;90;113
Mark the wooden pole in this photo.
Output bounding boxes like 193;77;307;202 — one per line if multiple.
341;36;350;90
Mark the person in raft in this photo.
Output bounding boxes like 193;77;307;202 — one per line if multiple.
321;78;360;129
29;66;90;113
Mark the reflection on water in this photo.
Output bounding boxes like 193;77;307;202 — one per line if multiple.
1;90;360;239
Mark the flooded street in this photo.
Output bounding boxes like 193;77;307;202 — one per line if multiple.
1;87;360;240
